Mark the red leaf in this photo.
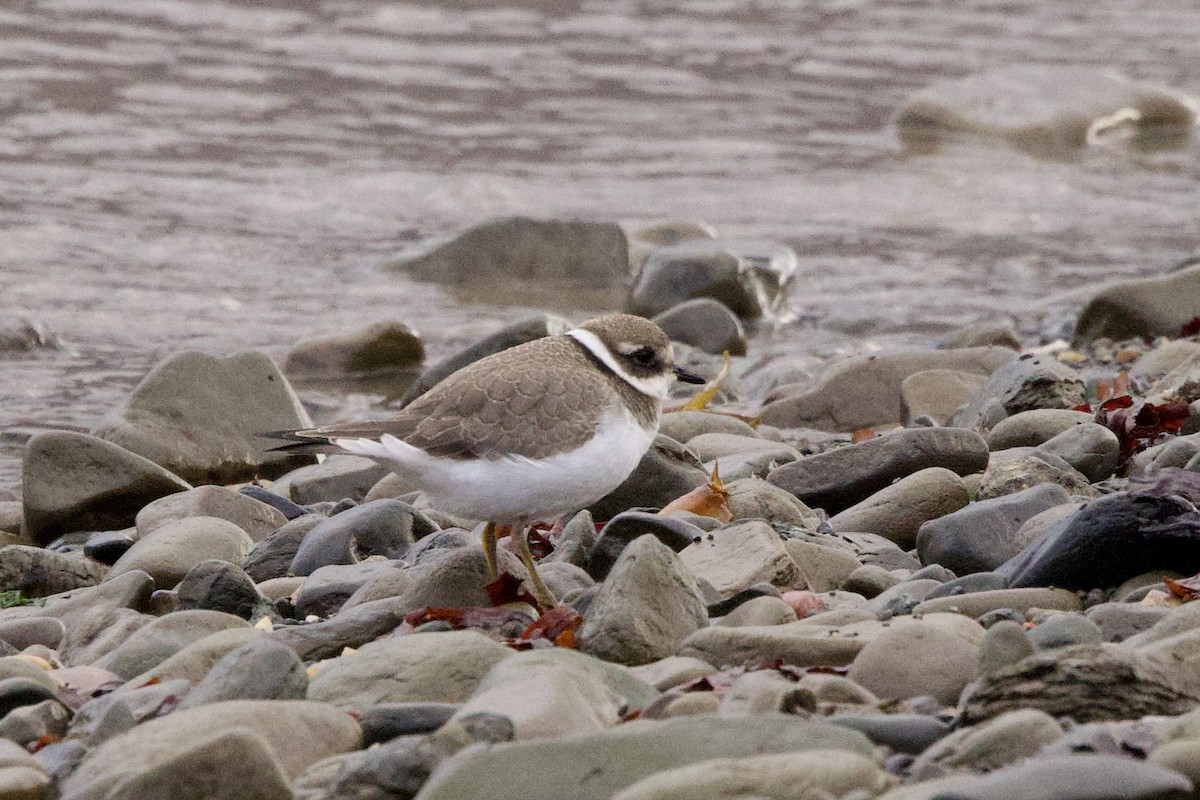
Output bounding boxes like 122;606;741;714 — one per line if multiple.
1165;575;1200;602
1181;316;1200;337
483;571;539;608
520;606;583;647
851;427;877;444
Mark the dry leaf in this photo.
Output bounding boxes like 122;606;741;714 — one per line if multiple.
660;463;732;522
850;427;876;444
680;352;732;411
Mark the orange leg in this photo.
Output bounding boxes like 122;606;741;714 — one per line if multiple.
481;521;502;580
514;524;557;609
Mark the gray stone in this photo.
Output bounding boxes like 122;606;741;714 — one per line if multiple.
915;588;1083;618
267;597;412;662
92;609;249;680
716;595;797;627
901;369;989;426
724;477;821;527
924;572;1009;600
398;547;525;614
579;535;707;665
269;455;393;505
1086;603;1171;643
975;452;1093;501
1034;423;1121;482
687;433;794;463
909;708;1064;779
92;350;314;484
952;355;1087;430
659;411;759;444
628;656;716;691
760;348;1014;432
340;565;413;610
841;564;902;599
784;540;863;593
680;623;866;668
987;409;1095;450
679;520;800;597
106;517;254;589
356;703;459;745
59;700;361;799
415;714;872;800
830;713;951;755
848;618;982;704
830;467;969;550
585;510;706;581
307;630;511;711
941;321;1021;351
241;514;322;582
628;238;797;320
178;638;307;709
653;298;747;356
544;509;597;568
931;754;1193;800
0;619;64;651
283;320;424;384
135;485;286;542
589;435;708;520
767;427;990;514
916;483;1073;575
1028;614;1103;649
289;499;435;576
861;578;943;617
21;431;190;545
295;560;400;618
175;559;263;619
398;313;572;407
1075;262;1200;345
116;627;261;689
0;546;107;598
978;620;1037;675
0;698;69;746
1012;502;1083;555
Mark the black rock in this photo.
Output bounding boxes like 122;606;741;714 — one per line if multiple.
358;703;459;746
82;529;137;565
238;485;310;520
584;510;706;580
828;713;951;755
0;677;57;720
588;434;707;521
242;514;323;582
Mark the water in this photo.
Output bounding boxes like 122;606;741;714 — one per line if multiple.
3;0;1199;487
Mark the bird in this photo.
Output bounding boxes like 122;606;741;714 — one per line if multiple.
269;313;706;608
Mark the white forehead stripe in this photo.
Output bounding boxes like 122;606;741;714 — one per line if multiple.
567;328;672;399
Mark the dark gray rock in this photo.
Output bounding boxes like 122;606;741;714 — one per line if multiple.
237;485;310;520
283;320;424;387
289;500;436;576
1028;615;1103;649
588;435;707;520
177;638;307;709
358;704;458;745
0;677;57;720
402;529;475;567
1034;422;1121;483
652;298;747;356
83;530;136;564
135;485;287;542
21;430;190;545
998;492;1200;590
628;238;797;319
294;560;401;618
242;514;322;582
92;350;315;484
916;484;1072;575
767;427;990;514
545;510;597;567
925;572;1009;600
584;510;706;581
0;545;108;597
398;314;572;407
828;713;951;755
1074;262;1200;345
266;596;410;662
933;754;1192;800
176;559;263;619
269;455;393;505
952;354;1087;430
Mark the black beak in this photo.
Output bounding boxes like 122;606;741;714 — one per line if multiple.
673;365;707;384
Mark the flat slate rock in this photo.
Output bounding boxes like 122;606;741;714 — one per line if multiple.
767;427;989;514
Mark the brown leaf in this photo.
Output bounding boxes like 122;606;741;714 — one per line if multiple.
659;463;732;522
483;571;540;609
520;605;583;648
1181;316;1200;337
850;427;876;444
1165;574;1200;602
680;352;732;411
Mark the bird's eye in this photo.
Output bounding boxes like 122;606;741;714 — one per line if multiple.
629;347;657;366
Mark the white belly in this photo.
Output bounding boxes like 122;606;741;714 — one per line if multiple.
333;406;656;524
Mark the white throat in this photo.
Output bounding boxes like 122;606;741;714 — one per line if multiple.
566;328;672;400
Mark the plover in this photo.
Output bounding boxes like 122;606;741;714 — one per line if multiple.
271;313;705;607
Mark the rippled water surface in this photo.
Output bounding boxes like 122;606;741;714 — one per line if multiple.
3;0;1200;486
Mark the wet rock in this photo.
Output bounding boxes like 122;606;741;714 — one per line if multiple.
289;499;434;576
135;485;286;542
1028;614;1103;649
0;546;107;598
931;754;1192;800
916;483;1072;574
177;638;307;709
589;435;708;520
679;520;799;597
584;510;705;581
915;587;1082;618
93;350;315;484
767;427;990;514
998;492;1200;590
241;514;322;582
909;709;1064;779
902;369;990;426
398;313;572;406
1075;262;1200;345
59;700;361;799
975;451;1093;501
106;517;254;590
269;455;393;505
611;749;886;800
652;298;747;356
21;431;190;545
829;467;969;550
92;609;249;680
896;65;1196;158
283;320;424;386
414;714;872;800
987;409;1095;450
952;354;1087;430
760;348;1013;431
295;560;399;618
628;238;797;320
307;630;511;711
579;535;707;666
175;559;263;619
659;411;758;443
848;618;982;704
1034;422;1121;482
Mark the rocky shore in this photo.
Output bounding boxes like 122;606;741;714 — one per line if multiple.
2;227;1200;800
